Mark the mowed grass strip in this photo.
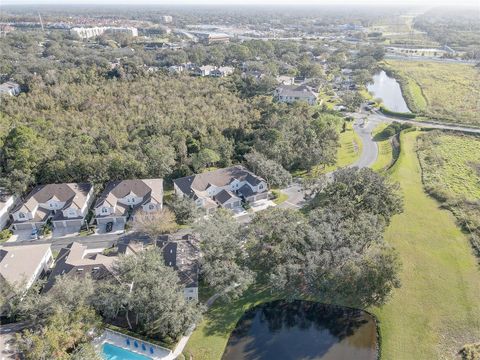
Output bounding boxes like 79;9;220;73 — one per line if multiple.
370;123;394;172
372;131;480;360
385;60;480;125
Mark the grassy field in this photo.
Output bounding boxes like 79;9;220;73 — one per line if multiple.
417;132;480;201
372;131;480;359
385;60;480;125
370;123;394;172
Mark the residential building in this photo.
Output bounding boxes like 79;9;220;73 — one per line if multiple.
192;65;216;77
44;242;115;292
94;179;163;226
0;244;52;290
173;166;268;213
276;75;295;85
158;235;200;301
274;84;318;105
106;27;138;37
210;66;234;77
0;81;21;96
0;190;16;230
10;183;94;231
193;32;230;45
70;26;138;39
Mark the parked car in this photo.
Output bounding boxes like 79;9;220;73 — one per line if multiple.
30;228;39;240
105;222;113;233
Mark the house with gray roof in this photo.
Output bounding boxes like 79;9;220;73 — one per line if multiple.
94;179;163;227
173;165;268;212
44;242;115;292
10;183;94;232
0;81;21;96
158;235;200;301
0;243;52;290
274;84;318;105
0;189;16;230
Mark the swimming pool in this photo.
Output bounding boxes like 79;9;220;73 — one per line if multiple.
102;342;152;360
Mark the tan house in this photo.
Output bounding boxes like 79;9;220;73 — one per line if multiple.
94;179;163;226
10;183;94;231
0;244;53;290
173;166;268;213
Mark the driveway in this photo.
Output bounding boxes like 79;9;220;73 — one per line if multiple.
52;226;80;238
278;182;305;210
95;222;125;235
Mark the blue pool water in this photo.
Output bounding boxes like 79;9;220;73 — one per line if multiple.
102;342;152;360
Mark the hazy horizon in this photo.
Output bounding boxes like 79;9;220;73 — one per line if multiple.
3;0;479;7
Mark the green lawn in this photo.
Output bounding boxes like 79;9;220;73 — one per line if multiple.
372;131;480;359
370;123;394;172
385;60;480;125
271;189;288;205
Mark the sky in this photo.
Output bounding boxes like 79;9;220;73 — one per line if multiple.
4;0;480;6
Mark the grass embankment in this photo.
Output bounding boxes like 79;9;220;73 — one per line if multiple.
384;60;480;125
184;285;277;360
370;123;394;172
373;131;480;359
417;131;480;257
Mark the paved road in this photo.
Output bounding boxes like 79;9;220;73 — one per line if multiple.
351;117;379;169
0;322;29;360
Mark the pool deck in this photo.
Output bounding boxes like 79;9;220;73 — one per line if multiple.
95;329;172;360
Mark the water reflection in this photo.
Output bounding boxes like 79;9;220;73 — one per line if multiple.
367;71;411;113
222;300;378;360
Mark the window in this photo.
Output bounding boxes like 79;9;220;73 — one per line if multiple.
149;204;155;210
259;184;263;190
102;207;108;214
19;212;26;219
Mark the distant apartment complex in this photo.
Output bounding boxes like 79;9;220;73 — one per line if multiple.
70;26;138;39
174;166;268;212
161;15;173;24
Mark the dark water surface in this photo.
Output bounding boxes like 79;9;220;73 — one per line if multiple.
367;70;411;113
222;300;377;360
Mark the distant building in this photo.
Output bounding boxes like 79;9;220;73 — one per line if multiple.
0;244;52;290
173;166;268;213
10;183;94;232
70;26;138;39
94;179;163;227
193;32;230;45
0;24;14;36
161;15;173;24
274;84;318;105
192;65;216;77
210;66;234;77
0;81;21;96
276;75;295;86
44;242;115;292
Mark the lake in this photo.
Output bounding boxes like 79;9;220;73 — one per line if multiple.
367;71;411;113
222;300;378;360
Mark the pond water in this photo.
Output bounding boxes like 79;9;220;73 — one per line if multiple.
222;300;378;360
367;70;411;113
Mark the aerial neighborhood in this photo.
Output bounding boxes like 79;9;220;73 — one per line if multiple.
0;3;479;360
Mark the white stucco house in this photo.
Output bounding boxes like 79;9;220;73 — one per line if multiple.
10;183;94;232
173;165;268;213
0;190;16;230
94;179;163;226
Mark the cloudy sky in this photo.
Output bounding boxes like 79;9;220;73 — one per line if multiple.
5;0;480;6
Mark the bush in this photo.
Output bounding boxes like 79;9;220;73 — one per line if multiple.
380;106;416;119
0;229;12;243
460;343;480;360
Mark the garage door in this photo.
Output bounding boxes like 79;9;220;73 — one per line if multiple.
14;222;35;230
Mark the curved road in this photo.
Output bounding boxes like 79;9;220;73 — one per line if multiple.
349;109;480;170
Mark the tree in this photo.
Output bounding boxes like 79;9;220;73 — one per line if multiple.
15;305;102;360
247;207;401;307
244;150;292;188
94;248;201;339
191;148;221;172
133;209;178;241
169;196;204;225
309;167;403;224
195;210;253;300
